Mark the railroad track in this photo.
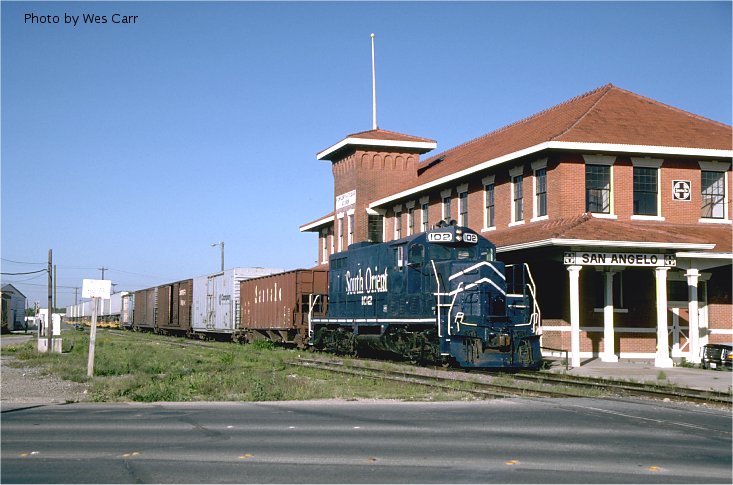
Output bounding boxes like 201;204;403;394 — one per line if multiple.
292;356;732;406
291;357;592;399
511;371;732;406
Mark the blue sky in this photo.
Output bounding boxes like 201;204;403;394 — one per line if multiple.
2;1;731;308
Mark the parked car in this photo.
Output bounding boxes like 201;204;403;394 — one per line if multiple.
701;344;732;370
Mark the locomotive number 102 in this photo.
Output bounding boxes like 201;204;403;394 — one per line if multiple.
428;232;478;244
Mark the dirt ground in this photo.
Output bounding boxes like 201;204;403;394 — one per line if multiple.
1;336;90;406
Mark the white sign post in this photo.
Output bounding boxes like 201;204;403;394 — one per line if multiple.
82;279;111;377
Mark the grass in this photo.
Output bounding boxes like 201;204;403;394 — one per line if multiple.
3;330;477;403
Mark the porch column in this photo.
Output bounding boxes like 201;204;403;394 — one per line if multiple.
567;265;582;368
602;271;618;362
686;268;701;364
655;267;673;368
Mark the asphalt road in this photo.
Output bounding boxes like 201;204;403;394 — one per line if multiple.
1;398;731;484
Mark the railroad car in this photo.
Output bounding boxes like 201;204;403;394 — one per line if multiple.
191;267;284;338
155;279;193;336
238;269;328;346
65;291;129;327
311;223;542;369
132;287;157;332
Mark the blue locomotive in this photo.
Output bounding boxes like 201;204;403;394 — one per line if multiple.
309;222;542;369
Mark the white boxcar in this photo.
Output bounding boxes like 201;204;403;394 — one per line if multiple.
109;292;127;316
192;267;283;335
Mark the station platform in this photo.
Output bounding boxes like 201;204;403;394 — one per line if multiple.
544;357;732;393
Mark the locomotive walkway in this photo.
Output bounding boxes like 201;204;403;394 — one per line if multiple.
544;357;732;393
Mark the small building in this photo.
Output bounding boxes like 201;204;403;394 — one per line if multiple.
1;284;27;331
301;84;732;368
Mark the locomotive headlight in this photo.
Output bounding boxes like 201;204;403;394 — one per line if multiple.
456;229;463;242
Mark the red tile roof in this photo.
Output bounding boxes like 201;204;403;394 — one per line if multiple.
488;214;732;253
344;128;437;144
317;128;438;161
415;84;732;184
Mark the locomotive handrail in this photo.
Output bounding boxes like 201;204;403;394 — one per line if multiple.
430;260;443;338
307;293;321;339
446;282;463;335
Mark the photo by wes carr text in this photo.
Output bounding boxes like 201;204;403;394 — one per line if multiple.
24;13;139;26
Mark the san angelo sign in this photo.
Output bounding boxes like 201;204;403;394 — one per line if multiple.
564;251;676;267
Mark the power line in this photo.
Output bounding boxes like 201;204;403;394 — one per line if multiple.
1;269;48;275
1;258;46;265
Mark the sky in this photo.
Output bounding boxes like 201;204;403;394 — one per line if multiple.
2;1;731;309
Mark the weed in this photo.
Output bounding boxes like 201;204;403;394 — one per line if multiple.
657;370;667;381
250;339;274;351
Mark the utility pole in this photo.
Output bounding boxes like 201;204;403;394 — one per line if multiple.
47;249;52;351
211;242;224;272
74;287;79;305
98;267;108;280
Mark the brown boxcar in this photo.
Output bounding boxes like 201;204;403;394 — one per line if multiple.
239;269;328;347
132;287;157;330
156;284;172;331
157;279;193;334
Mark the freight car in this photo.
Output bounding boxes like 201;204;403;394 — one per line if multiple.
65;291;129;328
124;267;283;338
238;269;328;347
310;222;542;369
155;279;193;336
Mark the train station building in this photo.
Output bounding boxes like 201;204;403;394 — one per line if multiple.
300;84;732;367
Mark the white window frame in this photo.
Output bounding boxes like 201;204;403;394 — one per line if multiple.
481;175;496;232
531;158;548;222
420;195;430;232
347;209;355;246
393;204;403;240
699;161;732;224
321;228;329;264
405;201;416;236
583;154;617;219
509;165;524;226
337;213;345;252
457;183;468;227
630;157;664;221
329;225;334;256
440;188;452;222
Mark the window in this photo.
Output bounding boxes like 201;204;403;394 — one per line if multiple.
442;195;451;221
485;183;495;228
701;171;725;219
407;207;415;235
586;165;611;213
633;166;658;216
512;175;523;222
367;214;383;242
409;244;424;265
337;217;344;252
535;168;547;217
321;229;328;262
458;190;468;226
347;213;354;246
421;201;429;232
394;211;402;239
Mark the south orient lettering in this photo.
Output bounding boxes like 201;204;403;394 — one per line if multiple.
345;267;389;295
25;13;61;24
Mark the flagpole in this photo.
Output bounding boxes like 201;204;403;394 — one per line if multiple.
371;33;377;130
